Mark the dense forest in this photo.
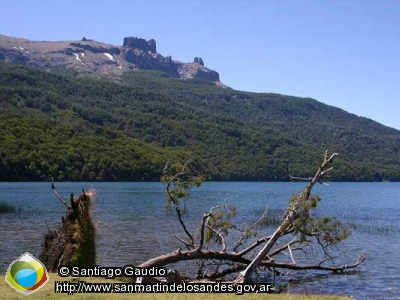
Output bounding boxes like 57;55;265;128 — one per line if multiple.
1;62;400;181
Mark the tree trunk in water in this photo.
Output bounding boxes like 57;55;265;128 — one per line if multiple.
40;190;95;272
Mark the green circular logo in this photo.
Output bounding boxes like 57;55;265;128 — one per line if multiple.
5;252;49;294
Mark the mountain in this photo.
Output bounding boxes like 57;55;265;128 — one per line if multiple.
1;35;400;182
0;34;220;83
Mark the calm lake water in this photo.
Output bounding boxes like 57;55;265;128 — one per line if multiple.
0;182;399;299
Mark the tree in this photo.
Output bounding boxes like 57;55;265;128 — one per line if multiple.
137;151;364;285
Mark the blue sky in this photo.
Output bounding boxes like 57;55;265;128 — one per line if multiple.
2;0;399;129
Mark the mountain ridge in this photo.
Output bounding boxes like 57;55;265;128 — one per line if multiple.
1;61;400;182
0;34;221;83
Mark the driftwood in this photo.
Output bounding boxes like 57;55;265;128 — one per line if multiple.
40;185;96;272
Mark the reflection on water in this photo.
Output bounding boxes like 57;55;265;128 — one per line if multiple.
0;182;399;299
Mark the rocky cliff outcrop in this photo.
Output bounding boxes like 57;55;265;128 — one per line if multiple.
121;36;178;77
0;34;222;84
178;62;219;82
194;57;204;66
123;37;156;53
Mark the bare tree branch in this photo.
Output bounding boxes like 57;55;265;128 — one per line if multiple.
237;237;270;257
197;212;212;251
288;245;296;264
206;225;227;252
174;206;195;247
174;235;195;250
51;183;69;208
139;247;364;275
233;208;268;252
268;238;300;258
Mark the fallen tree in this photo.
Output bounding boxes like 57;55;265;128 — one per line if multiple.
40;150;364;287
137;151;364;284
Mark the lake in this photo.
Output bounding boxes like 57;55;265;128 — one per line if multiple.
0;182;399;299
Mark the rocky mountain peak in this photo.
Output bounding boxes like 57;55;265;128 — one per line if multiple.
193;57;204;66
123;37;156;53
0;34;222;84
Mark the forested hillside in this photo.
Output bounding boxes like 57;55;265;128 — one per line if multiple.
1;62;400;181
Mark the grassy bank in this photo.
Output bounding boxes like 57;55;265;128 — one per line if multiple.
2;273;352;300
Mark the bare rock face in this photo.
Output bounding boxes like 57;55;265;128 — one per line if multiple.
121;36;178;77
178;63;220;82
195;67;218;81
194;57;204;66
122;47;179;77
123;37;156;53
0;34;222;84
0;48;31;64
